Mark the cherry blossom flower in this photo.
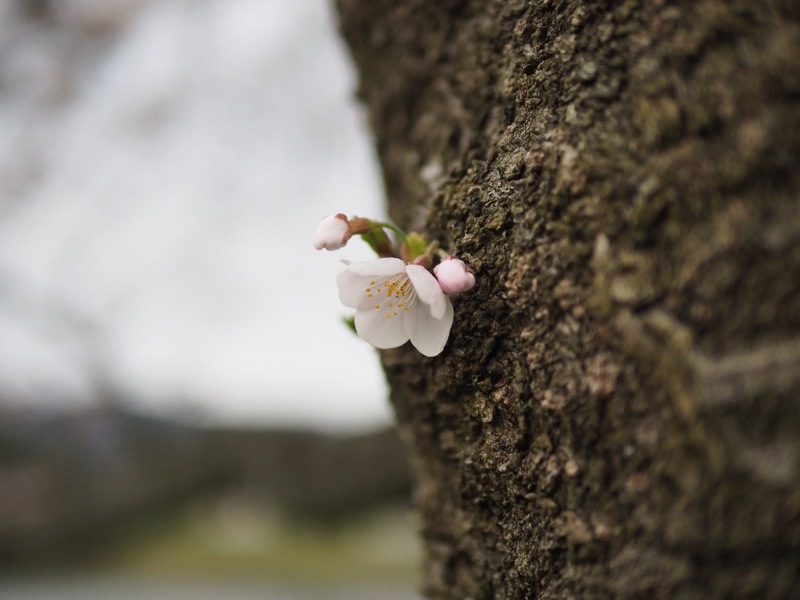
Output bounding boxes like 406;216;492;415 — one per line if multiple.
337;257;454;357
434;256;475;295
315;213;475;356
313;214;352;250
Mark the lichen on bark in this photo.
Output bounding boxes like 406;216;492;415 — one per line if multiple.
336;0;800;598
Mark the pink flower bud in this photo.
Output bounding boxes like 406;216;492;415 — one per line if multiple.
313;214;352;250
434;256;475;295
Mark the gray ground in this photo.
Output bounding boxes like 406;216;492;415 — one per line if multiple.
0;578;420;600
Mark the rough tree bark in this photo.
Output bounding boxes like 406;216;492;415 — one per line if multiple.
336;1;800;598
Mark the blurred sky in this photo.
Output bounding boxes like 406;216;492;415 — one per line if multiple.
0;0;391;430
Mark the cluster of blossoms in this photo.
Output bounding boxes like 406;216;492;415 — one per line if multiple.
314;214;475;357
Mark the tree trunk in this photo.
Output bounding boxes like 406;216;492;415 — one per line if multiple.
336;1;800;598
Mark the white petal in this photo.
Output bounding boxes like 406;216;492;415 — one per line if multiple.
404;296;454;357
355;302;409;349
313;215;351;250
406;265;447;319
337;268;371;308
346;257;406;277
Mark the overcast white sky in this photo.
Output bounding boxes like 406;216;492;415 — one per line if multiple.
0;0;392;431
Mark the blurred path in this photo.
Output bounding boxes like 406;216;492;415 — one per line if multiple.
0;578;420;600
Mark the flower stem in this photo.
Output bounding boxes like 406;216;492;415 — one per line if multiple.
372;221;410;247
